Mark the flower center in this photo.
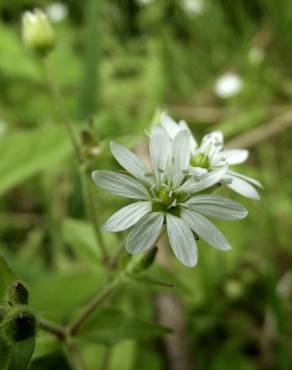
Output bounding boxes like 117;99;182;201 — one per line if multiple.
190;152;210;169
158;188;175;207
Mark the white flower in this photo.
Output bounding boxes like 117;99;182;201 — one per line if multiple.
46;2;68;23
92;126;248;267
214;72;243;98
183;0;204;15
136;0;155;6
161;113;263;200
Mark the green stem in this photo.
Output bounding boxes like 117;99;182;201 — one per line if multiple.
39;318;65;340
42;57;84;163
64;337;88;370
69;276;123;336
42;56;108;262
80;168;108;262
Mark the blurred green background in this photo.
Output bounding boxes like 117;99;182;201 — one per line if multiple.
1;0;292;369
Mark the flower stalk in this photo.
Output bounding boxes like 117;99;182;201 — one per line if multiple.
41;56;108;262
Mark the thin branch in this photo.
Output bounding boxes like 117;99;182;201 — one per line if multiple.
39;318;66;340
68;278;121;336
227;110;292;149
42;57;108;262
65;338;88;370
42;57;84;163
80;169;108;262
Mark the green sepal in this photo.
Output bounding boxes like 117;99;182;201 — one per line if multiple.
0;256;17;302
2;306;37;343
6;282;29;306
126;247;158;276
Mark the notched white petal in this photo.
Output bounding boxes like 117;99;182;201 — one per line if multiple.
166;214;197;267
178;120;198;152
161;112;179;138
181;209;231;251
179;166;227;194
228;175;260;200
110;141;149;182
126;212;164;254
221;149;249;165
92;170;149;199
186;195;248;220
228;170;263;189
172;129;191;185
150;125;171;174
104;201;151;232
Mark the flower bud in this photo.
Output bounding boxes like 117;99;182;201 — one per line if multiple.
2;308;36;343
6;282;29;306
22;9;55;55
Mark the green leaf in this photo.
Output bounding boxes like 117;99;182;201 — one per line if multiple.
0;333;10;369
62;218;100;263
7;337;35;370
32;332;60;361
78;307;171;345
109;340;136;370
0;126;71;196
29;269;107;322
0;256;17;302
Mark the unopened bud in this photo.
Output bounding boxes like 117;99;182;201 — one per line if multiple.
7;282;29;306
2;308;36;342
22;9;55;55
127;247;158;275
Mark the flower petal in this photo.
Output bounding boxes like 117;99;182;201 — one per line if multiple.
201;131;224;148
166;214;197;267
178;120;198;152
181;209;231;251
221;149;249;165
227;175;260;200
161;112;180;138
149;125;171;173
126;212;164;254
104;201;152;232
110;141;149;182
228;170;263;189
92;170;149;199
186;195;248;220
172;129;191;186
179;166;227;194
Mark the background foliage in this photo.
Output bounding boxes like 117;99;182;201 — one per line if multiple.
1;0;292;369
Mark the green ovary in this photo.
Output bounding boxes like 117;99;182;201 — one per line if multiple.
190;152;210;169
158;188;174;206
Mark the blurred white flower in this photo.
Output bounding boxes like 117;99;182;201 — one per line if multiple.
22;9;55;54
46;2;68;23
277;271;292;299
183;0;204;15
214;72;243;98
248;47;264;65
161;113;263;200
92;127;247;267
136;0;155;6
